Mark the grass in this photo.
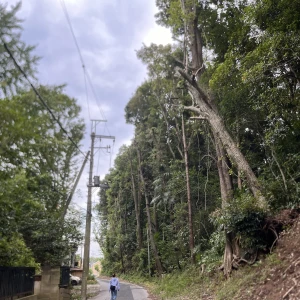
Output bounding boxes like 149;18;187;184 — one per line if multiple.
119;266;217;299
70;281;100;300
117;252;286;300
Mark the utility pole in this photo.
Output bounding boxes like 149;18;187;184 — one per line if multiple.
81;131;95;300
81;120;115;300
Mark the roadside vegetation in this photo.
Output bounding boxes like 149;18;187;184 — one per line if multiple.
1;1;299;299
0;2;84;268
118;211;300;299
97;0;300;298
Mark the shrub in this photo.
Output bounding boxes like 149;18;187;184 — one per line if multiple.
211;193;268;250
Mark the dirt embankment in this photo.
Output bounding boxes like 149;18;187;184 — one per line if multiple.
124;209;300;300
240;209;300;300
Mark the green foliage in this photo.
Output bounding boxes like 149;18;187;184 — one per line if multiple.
98;0;300;281
0;233;38;268
0;86;85;266
251;0;300;32
120;251;288;300
87;269;97;284
131;249;150;275
197;231;224;272
146;266;212;299
212;194;268;250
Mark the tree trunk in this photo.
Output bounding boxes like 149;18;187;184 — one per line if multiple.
180;80;266;208
214;134;238;277
179;0;266;208
182;115;195;264
137;148;164;277
215;128;258;277
120;244;125;273
180;0;203;72
129;147;143;249
214;133;233;207
177;1;267;279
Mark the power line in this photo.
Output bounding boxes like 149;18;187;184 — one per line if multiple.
83;68;91;120
59;0;92;122
59;0;110;136
3;41;88;160
59;0;85;68
85;70;108;122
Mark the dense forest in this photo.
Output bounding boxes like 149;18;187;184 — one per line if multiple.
96;0;300;279
1;0;299;288
0;2;84;267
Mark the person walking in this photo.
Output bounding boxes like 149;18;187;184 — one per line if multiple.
109;273;120;300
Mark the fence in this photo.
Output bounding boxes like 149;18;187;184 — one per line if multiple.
0;267;35;300
59;266;70;287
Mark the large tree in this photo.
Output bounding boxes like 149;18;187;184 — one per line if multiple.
155;0;270;276
98;0;300;279
0;86;85;266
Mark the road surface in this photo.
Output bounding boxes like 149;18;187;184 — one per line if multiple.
90;278;150;300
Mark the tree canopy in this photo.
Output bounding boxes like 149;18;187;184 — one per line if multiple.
96;0;299;278
0;2;85;267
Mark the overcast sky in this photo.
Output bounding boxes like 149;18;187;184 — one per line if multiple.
8;0;172;257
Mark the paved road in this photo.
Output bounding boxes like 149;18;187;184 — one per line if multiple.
90;279;150;300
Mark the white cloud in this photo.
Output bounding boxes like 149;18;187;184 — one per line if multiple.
142;1;173;46
143;25;173;46
87;16;116;46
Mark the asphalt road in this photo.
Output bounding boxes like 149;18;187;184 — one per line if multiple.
90;279;150;300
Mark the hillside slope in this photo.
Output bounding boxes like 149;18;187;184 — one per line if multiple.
150;209;300;300
238;210;300;300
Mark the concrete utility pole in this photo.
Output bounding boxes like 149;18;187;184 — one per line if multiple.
81;131;95;300
81;120;115;300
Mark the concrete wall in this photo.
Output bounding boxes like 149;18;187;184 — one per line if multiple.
20;295;38;300
59;287;71;300
36;266;70;300
18;267;70;300
34;275;41;295
40;266;60;298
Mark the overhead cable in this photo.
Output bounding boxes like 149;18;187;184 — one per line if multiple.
84;68;91;120
59;0;110;135
59;0;85;68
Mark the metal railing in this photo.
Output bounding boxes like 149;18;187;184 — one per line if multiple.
0;267;35;300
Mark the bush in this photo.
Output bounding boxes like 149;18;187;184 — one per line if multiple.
197;231;225;272
211;193;268;250
87;269;97;284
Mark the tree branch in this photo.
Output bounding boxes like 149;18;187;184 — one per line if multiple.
182;105;209;119
190;116;206;120
175;67;211;107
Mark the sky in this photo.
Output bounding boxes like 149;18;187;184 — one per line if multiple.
8;0;172;257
